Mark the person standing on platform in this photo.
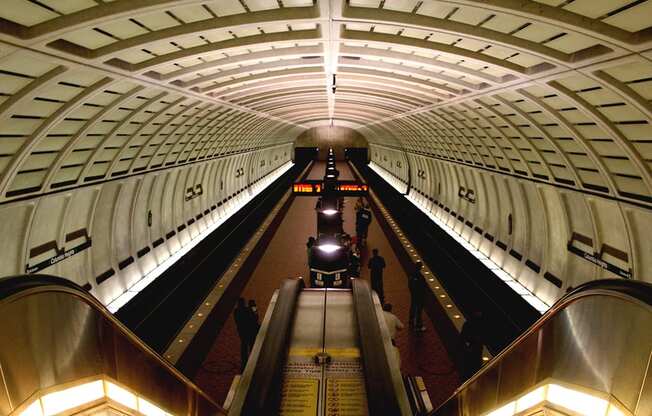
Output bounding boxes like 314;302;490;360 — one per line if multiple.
355;205;372;247
234;297;254;372
368;248;386;304
354;196;365;212
408;261;427;332
460;310;484;380
248;299;260;338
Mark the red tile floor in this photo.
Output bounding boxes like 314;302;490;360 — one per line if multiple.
194;162;460;409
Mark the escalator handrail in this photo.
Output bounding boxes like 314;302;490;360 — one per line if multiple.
239;278;302;415
0;274;225;413
352;278;406;415
430;278;652;414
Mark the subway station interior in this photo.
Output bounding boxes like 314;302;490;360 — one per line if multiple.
0;0;651;415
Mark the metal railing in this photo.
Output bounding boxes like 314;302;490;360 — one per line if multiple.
432;279;652;416
0;275;226;416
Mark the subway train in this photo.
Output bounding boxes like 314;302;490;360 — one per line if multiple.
309;149;358;288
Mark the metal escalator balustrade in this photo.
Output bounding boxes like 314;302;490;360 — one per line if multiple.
432;279;652;416
229;278;412;415
0;275;226;416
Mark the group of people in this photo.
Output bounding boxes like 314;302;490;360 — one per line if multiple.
233;297;260;371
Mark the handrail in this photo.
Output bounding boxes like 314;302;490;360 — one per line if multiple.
431;279;652;415
0;274;226;416
352;278;411;415
229;278;302;415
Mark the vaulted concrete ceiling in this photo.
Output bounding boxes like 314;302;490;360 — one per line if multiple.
0;0;651;206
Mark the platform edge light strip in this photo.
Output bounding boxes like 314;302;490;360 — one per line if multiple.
369;162;550;313
106;162;294;313
16;377;174;416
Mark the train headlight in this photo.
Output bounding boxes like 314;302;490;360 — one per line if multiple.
321;209;338;215
317;244;340;253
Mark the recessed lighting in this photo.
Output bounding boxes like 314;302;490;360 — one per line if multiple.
205;302;211;306
178;339;184;343
197;313;204;317
446;304;452;308
453;314;460;319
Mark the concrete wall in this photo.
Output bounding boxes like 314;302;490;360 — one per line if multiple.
295;126;368;160
368;143;651;307
0;143;293;308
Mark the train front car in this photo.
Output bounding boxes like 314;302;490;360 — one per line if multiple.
297;148;367;288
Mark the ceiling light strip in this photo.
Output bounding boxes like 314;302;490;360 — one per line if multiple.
369;162;550;313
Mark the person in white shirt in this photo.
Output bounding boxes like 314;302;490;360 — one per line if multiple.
382;303;404;370
383;303;404;342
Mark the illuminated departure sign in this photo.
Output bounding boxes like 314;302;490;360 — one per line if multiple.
293;183;322;194
293;180;368;196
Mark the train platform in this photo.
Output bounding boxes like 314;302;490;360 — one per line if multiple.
194;161;460;408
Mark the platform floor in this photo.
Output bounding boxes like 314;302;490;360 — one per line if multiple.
194;161;460;408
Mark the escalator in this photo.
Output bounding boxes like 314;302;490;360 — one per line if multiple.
227;278;414;415
0;275;226;416
0;276;650;416
432;279;652;416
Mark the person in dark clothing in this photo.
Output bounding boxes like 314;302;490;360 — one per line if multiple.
368;248;386;304
355;206;372;247
234;297;254;371
248;299;260;337
348;249;361;278
307;236;316;285
408;261;426;331
460;310;484;380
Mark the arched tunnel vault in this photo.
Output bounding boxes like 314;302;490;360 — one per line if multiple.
295;126;368;159
0;0;650;307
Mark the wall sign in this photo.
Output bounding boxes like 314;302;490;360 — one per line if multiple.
458;186;476;203
185;184;203;201
26;229;92;274
567;232;631;279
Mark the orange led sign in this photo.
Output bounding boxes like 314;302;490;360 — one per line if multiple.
337;184;368;192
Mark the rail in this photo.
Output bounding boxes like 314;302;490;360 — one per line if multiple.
352;278;412;415
431;279;652;416
228;278;302;415
0;274;226;416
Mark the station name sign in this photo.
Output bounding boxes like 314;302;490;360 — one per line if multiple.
293;180;368;196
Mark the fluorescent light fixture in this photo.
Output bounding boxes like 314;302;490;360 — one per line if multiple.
547;384;609;415
18;378;172;416
106;162;293;313
138;398;168;416
106;381;138;409
317;244;341;253
481;383;630;416
20;401;43;416
321;209;338;215
41;380;104;416
515;386;545;411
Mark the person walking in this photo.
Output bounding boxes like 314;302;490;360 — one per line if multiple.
368;248;386;304
234;297;254;371
460;310;484;380
408;261;426;332
355;205;372;247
